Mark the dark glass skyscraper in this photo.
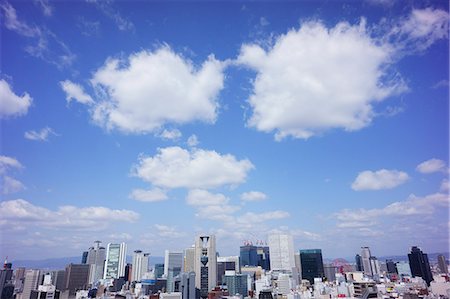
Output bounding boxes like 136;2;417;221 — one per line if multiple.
300;249;324;284
386;259;397;274
355;254;363;272
240;245;258;267
408;246;433;286
256;246;270;271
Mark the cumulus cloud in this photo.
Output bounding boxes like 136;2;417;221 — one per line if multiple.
351;169;409;191
24;127;58;141
0;79;32;118
238;20;407;140
187;134;199;147
60;80;94;105
186;189;229;206
0;156;25;194
440;179;449;192
129;188;168;202
335;192;449;229
132;146;254;189
157;129;182;140
88;47;225;134
416;158;446;174
240;191;267;201
0;199;139;230
154;224;185;238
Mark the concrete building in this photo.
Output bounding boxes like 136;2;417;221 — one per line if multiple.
85;241;106;284
103;242;127;279
22;270;41;299
217;256;240;285
437;255;448;274
63;264;89;295
184;247;195;273
174;272;196;299
222;272;248;297
268;233;295;272
132;250;150;282
194;235;217;299
360;247;372;276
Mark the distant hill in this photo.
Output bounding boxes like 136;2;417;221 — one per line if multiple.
11;256;165;271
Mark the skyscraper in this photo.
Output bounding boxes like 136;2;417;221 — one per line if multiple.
132;250;150;282
164;251;183;277
268;233;295;272
240;245;258;267
355;254;363;272
256;246;270;271
184;247;195;273
85;241;106;284
103;242;127;279
22;270;41;299
437;254;448;274
408;246;433;286
360;247;372;276
194;235;217;299
64;264;90;295
217;256;240;285
300;249;324;284
386;260;397;274
369;256;380;276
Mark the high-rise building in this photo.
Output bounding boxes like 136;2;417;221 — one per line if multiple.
256;246;270;271
360;247;372;276
22;270;41;299
300;249;324;284
355;254;363;272
184;247;195;274
154;264;165;279
217;256;240;285
81;252;88;264
164;251;183;278
396;262;412;277
194;235;217;299
240;245;258;267
268;233;295;272
222;272;248;296
103;242;127;279
408;246;433;286
174;272;196;299
323;264;337;282
132;250;150;282
369;256;380;276
437;255;448;274
63;264;90;295
0;269;13;299
386;260;397;274
85;241;106;284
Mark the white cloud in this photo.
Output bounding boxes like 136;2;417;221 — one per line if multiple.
335;192;449;229
238;20;407;140
34;0;53;16
129;188;168;202
351;169;409;190
60;80;94;105
0;79;32;118
24;127;57;141
239;211;290;223
0;156;25;194
388;8;449;53
89;47;225;134
154;224;185;238
186;189;229;206
2;176;26;194
132;146;254;189
0;199;139;230
187;134;199;147
108;232;132;240
416;158;446;174
1;2;75;68
88;0;134;31
440;179;449;192
158;129;182;140
240;191;267;201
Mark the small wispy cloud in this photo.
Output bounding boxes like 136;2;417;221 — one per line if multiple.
24;127;58;142
87;0;134;31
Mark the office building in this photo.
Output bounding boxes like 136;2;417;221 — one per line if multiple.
323;264;337;282
396;262;412;277
437;255;448;274
222;272;248;297
103;242;127;279
63;264;89;295
369;256;380;276
268;233;295;272
360;247;372;276
0;268;13;299
386;260;397;274
164;251;183;278
408;246;433;286
240;245;258;267
174;272;196;299
194;235;217;299
184;247;195;273
300;249;324;284
256;246;270;271
355;254;363;272
22;270;41;299
217;256;240;285
85;241;106;284
132;250;150;282
154;264;165;279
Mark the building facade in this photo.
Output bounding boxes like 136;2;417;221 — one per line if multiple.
268;234;295;272
103;242;127;279
300;249;324;284
132;250;150;282
194;235;217;299
408;246;433;286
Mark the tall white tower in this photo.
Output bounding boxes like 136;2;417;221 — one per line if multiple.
86;240;106;284
103;242;127;279
184;246;195;273
360;247;372;276
132;250;150;282
268;233;295;272
194;235;217;298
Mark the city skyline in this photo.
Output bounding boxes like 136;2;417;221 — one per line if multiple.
1;1;449;261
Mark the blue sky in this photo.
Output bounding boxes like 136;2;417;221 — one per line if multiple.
0;0;448;261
